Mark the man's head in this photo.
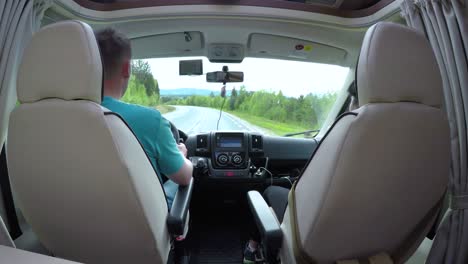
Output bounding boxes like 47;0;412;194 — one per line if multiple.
95;28;132;99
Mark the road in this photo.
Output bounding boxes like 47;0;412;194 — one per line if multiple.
163;106;268;135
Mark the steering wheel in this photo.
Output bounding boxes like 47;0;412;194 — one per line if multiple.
169;121;181;143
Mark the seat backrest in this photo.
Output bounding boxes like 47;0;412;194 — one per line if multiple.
0;216;14;248
7;21;170;264
0;245;80;263
281;22;450;263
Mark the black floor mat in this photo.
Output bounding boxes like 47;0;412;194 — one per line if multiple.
196;225;242;263
187;203;249;264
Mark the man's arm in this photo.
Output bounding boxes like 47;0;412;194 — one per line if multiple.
156;118;193;186
167;143;193;186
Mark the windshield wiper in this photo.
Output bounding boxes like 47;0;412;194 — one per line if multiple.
283;129;320;137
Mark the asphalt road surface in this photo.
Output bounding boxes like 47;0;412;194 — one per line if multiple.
163;105;268;135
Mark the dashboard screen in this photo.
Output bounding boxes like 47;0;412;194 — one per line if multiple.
217;136;242;148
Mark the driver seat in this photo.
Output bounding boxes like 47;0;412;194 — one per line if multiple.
6;21;173;263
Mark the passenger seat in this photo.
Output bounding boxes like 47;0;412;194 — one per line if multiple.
0;215;14;247
0;246;80;263
248;22;450;264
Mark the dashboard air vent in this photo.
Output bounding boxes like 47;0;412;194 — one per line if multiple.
251;135;263;150
197;135;208;149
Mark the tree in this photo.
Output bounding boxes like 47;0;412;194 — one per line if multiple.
231;87;238;97
229;88;238;110
235;86;248;109
131;60;160;103
154;79;160;101
121;76;158;106
168;86;337;131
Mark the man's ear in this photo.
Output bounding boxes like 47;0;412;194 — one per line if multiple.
121;60;131;78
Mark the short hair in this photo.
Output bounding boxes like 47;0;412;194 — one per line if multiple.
95;28;131;80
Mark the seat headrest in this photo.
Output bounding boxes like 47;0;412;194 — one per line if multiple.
357;22;443;108
17;20;102;103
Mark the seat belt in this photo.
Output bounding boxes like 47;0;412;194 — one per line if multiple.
0;145;22;239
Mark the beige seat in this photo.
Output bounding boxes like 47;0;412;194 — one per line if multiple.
0;216;14;248
0;246;81;264
6;21;175;264
277;22;450;263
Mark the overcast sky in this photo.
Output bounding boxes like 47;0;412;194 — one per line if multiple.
145;57;349;98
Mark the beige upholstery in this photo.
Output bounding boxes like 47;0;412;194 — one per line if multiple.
17;21;102;103
0;216;14;247
7;21;170;264
281;22;450;263
357;22;443;107
0;246;80;263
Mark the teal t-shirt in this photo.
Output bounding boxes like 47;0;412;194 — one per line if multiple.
102;96;184;180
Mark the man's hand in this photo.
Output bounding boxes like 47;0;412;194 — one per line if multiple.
177;143;188;158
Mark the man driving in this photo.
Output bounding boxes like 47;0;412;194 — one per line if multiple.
95;28;193;208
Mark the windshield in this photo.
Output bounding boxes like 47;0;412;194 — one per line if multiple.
123;57;349;137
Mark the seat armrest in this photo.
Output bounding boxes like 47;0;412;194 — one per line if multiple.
247;191;283;262
167;178;194;236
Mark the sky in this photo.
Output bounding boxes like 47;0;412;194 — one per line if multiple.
145;57;350;98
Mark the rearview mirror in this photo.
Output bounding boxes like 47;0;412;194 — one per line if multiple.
206;71;244;83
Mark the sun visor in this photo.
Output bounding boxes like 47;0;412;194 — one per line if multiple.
131;31;204;59
248;33;347;65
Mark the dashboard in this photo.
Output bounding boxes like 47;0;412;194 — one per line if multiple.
185;131;318;181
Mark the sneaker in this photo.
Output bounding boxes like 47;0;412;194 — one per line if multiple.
243;243;264;264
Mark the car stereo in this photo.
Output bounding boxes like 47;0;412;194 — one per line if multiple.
212;132;248;169
216;135;243;148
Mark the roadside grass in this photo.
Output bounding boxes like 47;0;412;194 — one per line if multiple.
227;110;311;136
156;105;176;114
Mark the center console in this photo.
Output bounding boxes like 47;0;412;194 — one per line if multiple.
213;132;248;169
192;131;264;179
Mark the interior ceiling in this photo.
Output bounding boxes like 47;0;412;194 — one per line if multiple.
74;0;394;18
44;0;404;67
87;16;364;67
87;0;382;11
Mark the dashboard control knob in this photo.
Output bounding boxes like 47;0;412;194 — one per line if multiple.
217;154;229;165
232;154;243;165
196;158;207;169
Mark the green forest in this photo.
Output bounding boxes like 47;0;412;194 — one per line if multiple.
121;60;160;106
167;88;337;133
123;60;337;135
